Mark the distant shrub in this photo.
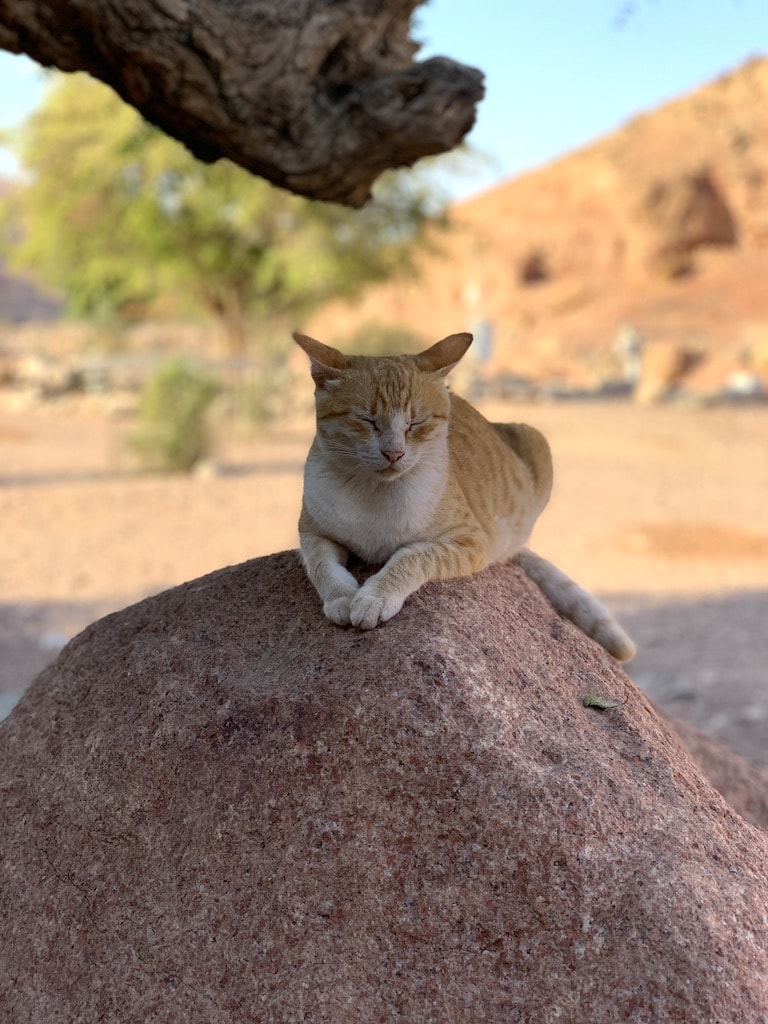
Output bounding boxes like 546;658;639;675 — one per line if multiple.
341;321;429;357
237;367;286;426
129;358;220;473
220;356;291;428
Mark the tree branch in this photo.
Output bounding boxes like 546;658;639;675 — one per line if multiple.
0;0;484;206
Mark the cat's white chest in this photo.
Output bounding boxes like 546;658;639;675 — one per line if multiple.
303;454;445;564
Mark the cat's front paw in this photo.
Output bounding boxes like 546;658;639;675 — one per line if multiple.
349;588;406;630
323;593;355;626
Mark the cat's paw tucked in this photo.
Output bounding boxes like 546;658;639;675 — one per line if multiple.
349;588;405;630
323;593;355;626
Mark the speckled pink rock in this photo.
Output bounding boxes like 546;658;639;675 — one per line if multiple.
2;551;767;1023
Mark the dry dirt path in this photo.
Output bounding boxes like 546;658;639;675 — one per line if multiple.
2;398;767;765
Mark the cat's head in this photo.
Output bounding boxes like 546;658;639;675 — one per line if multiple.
294;332;472;480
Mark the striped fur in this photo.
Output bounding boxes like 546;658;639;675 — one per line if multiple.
294;331;635;661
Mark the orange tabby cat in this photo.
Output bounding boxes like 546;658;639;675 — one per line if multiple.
294;330;635;661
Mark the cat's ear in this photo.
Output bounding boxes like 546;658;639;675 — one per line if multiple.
293;332;350;388
414;333;473;377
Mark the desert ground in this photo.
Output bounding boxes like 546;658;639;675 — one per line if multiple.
1;395;767;766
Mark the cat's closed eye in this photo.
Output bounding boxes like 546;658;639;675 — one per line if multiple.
355;414;378;431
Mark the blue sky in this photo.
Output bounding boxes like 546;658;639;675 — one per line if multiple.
417;0;768;196
1;0;767;199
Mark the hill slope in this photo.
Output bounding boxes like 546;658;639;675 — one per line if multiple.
309;57;768;392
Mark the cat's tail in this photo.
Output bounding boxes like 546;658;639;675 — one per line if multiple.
513;548;636;662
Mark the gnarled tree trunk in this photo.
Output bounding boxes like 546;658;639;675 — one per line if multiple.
0;0;484;206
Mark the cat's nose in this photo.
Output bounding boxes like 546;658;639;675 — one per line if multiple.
382;447;405;464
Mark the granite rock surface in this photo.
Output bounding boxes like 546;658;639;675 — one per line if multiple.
2;551;767;1022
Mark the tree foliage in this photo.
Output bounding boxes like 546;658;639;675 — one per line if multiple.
0;73;445;350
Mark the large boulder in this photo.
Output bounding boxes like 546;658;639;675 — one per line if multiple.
2;551;767;1022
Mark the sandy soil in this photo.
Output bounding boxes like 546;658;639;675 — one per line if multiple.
1;397;767;766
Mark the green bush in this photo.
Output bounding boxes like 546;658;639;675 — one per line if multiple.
340;321;429;357
129;358;220;473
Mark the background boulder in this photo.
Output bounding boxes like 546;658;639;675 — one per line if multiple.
1;551;767;1022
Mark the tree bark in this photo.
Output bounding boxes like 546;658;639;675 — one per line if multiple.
0;0;484;206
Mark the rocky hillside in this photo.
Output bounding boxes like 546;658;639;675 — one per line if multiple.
4;60;768;399
0;259;62;324
0;179;63;325
309;56;768;396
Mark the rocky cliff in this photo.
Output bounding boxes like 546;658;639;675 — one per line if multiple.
310;57;768;395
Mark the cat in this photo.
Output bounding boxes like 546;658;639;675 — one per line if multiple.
294;330;636;661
